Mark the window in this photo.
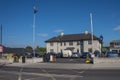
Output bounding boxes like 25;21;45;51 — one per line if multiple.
61;49;63;53
60;42;62;46
77;41;80;45
64;42;66;46
50;49;54;52
88;40;92;44
69;42;73;46
77;49;79;53
50;42;54;46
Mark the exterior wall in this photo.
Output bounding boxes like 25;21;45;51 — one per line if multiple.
110;41;120;53
46;40;101;54
83;40;101;53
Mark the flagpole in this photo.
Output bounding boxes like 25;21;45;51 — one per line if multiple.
33;5;37;58
33;12;36;58
90;13;94;53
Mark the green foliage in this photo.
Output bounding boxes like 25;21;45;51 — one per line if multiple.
102;46;110;52
35;46;46;55
25;46;33;53
25;46;46;55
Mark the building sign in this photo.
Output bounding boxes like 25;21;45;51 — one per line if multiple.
0;46;3;52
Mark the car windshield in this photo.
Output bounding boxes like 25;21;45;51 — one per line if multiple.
83;52;89;55
108;52;117;54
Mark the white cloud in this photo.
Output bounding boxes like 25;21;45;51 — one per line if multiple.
54;29;64;33
113;26;120;31
38;33;48;37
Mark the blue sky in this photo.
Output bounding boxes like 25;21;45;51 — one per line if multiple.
0;0;120;48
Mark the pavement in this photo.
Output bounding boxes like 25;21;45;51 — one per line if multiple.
1;58;120;70
4;62;120;70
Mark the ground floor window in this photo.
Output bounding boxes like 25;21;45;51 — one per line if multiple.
50;49;54;52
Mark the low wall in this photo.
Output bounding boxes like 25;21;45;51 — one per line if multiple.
94;57;120;64
4;58;43;64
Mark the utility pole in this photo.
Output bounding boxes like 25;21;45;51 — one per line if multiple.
90;13;94;53
33;5;37;58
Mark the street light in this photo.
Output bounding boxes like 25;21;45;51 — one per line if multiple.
90;13;94;53
33;5;37;58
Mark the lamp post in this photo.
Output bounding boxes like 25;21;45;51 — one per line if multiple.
33;5;37;58
90;13;94;53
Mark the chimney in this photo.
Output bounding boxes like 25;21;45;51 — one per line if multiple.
85;30;88;35
61;32;64;37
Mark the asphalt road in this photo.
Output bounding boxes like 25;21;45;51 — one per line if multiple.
0;66;120;80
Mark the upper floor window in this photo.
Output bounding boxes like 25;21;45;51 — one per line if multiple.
88;40;92;44
69;42;73;46
115;42;120;46
50;42;54;46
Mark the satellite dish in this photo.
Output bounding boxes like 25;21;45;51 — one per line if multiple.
85;30;88;35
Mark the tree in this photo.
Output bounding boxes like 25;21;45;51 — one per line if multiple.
35;46;46;55
25;46;33;53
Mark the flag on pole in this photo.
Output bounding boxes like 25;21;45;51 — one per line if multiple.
34;5;37;14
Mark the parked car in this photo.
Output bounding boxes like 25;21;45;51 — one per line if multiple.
71;52;80;58
15;53;32;58
56;53;63;58
81;52;91;58
118;52;120;57
105;51;118;58
94;50;100;57
31;53;43;57
48;52;56;56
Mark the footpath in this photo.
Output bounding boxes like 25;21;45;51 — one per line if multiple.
1;58;120;70
4;62;120;70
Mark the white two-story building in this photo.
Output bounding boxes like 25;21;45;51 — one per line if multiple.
110;40;120;53
45;32;102;54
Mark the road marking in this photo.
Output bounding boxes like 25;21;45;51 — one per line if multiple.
41;69;56;80
0;70;83;78
71;69;85;74
78;71;85;73
69;59;73;61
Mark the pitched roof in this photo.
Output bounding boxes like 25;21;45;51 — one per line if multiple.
3;47;26;54
45;33;101;42
111;40;120;43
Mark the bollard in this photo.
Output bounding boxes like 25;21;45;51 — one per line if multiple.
14;56;19;63
86;57;90;63
22;56;26;63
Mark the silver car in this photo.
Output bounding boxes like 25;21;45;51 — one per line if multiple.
71;52;80;58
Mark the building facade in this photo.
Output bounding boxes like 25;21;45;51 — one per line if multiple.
45;32;102;54
110;40;120;53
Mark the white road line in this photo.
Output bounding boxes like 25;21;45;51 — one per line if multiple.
41;69;56;80
77;71;85;73
0;70;83;78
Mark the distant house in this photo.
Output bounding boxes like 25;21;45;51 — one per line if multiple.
45;32;102;54
110;40;120;53
3;46;26;54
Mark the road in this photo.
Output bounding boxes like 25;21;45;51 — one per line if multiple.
0;66;120;80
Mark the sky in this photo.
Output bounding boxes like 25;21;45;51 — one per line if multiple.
0;0;120;48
